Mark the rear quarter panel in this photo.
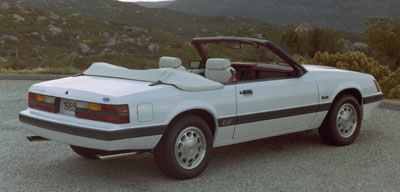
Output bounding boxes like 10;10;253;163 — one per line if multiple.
122;84;237;137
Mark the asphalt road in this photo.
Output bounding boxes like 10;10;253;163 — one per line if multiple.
1;80;399;192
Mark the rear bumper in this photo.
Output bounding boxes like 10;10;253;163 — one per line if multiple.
19;110;166;151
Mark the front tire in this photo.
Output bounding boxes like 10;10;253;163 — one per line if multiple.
319;94;362;146
154;115;213;180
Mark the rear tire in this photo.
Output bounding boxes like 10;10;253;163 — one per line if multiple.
319;94;362;146
154;115;213;180
70;145;105;159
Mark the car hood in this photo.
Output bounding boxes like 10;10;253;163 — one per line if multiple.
301;64;373;81
302;64;344;71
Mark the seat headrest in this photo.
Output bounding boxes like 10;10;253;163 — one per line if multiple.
159;57;182;68
206;58;231;70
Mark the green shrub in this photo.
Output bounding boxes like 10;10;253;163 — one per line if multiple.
293;54;311;64
280;28;344;57
312;51;392;82
365;17;400;70
380;67;400;99
293;51;398;98
389;85;400;99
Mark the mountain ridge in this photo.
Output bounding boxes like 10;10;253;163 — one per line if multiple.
167;0;400;31
135;1;174;8
4;0;284;37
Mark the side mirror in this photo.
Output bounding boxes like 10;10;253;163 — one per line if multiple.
293;65;303;77
189;60;201;69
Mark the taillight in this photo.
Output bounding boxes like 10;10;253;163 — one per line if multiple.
75;103;130;124
373;80;381;92
28;92;59;113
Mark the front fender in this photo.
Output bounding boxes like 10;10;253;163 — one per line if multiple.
331;82;363;102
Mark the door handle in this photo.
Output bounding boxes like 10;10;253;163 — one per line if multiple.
240;89;253;95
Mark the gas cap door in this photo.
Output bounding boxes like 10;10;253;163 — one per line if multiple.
137;103;154;122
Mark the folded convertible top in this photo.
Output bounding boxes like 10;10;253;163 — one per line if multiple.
83;62;224;91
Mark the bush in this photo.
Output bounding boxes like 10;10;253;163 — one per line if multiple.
280;28;344;57
294;51;399;98
312;51;391;81
389;85;400;99
293;54;311;64
365;17;400;70
380;67;400;99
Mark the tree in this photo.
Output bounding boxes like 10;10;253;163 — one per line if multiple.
306;28;344;57
365;17;400;70
280;28;344;57
280;29;303;54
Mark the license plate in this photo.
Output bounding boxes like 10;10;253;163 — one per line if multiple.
60;99;76;116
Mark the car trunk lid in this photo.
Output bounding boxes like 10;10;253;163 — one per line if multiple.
29;75;160;104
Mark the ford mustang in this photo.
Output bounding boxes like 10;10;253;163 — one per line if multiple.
19;37;383;179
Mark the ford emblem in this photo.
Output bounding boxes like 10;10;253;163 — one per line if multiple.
103;97;110;102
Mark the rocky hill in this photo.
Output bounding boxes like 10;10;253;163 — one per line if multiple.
3;0;282;38
0;1;188;73
168;0;400;31
0;1;288;74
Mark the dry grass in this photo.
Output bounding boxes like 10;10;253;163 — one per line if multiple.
0;67;82;75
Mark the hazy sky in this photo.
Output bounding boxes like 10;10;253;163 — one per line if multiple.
118;0;174;2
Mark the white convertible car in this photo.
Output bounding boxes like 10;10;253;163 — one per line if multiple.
20;37;383;179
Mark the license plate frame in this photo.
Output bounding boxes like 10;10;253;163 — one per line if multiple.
60;99;76;116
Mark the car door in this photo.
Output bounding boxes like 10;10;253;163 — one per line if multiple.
233;73;319;139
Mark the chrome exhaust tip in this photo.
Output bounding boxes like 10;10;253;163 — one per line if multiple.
97;152;139;160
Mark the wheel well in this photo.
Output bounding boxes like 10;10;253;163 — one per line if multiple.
333;88;362;105
168;109;216;137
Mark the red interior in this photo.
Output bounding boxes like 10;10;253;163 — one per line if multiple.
191;38;297;81
231;62;293;81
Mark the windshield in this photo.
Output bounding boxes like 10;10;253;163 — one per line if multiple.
201;42;285;64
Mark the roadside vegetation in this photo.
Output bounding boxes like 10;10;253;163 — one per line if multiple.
0;2;399;98
290;18;400;99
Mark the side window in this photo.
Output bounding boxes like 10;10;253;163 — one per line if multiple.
255;47;294;80
256;64;294;80
201;42;296;81
259;48;284;63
